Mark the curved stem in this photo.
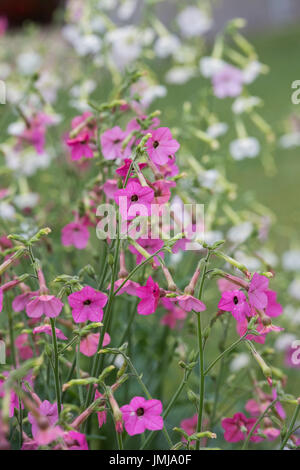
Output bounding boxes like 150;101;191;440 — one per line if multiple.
204;332;248;376
50;318;62;415
280;403;300;450
243;399;277;450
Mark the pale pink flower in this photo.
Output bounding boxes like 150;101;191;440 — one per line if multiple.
12;290;38;312
68;286;108;323
169;294;206;312
120;396;163;436
15;333;34;360
248;273;269;310
129;237;164;267
212;65;244;99
100;126;131;160
26;295;64;319
33;324;67;341
80;332;111;356
146;127;180;165
61;221;90;250
95;389;107;428
102;179;119;200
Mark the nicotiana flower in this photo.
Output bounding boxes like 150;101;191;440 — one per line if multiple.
67;133;94;161
114;178;154;221
68;286;108;323
177;6;212;37
154;35;181;59
33;324;67;341
230;137;260;160
146;127;180;166
222;412;262;443
248;273;270;310
212;65;244;99
26;295;64;319
199;57;225;78
28;400;63;446
169;294;206;313
120;396;163;436
135;276;160;315
129;237;164;267
62;430;89;450
100;126;131;160
218;290;251;322
80;332;111;357
61;220;90;250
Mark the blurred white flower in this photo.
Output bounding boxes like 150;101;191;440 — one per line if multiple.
36;72;61;103
284;306;300;325
177;7;212;38
199;57;225;78
7;121;26;136
256;249;278;268
288;279;300;300
275;332;297;351
279;133;300;149
242;61;263;84
230;353;250;372
99;0;117;10
282;250;300;271
140;85;167;108
154;35;181;59
229;137;260;160
90;16;106;33
205;230;224;245
14;193;39;210
75;35;102;56
5;150;52;177
232;96;261;115
61;24;81;45
0;202;15;220
107;26;142;69
0;63;11;79
234;250;261;271
206;122;228;138
227;222;253;244
165;66;195;85
198;169;220;189
118;0;137;20
17;52;42;75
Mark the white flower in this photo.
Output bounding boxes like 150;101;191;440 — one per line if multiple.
154;35;181;59
61;24;80;45
14;193;39;210
0;63;11;79
198;169;220;189
204;231;224;245
98;0;117;10
275;333;297;351
90;16;106;34
0;202;15;220
288;279;300;300
177;7;212;38
232;96;261;115
282;250;300;271
118;0;137;20
229;137;260;160
242;61;263;84
206;122;228;138
234;250;261;271
140;85;167;108
107;26;142;69
279;133;300;149
256;249;278;267
199;57;225;78
227;222;253;244
7;121;26;136
74;34;102;56
17;52;42;75
165;66;195;85
230;353;250;372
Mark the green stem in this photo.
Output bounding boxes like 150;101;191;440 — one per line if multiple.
50;318;62;415
280;403;300;450
204;332;248;376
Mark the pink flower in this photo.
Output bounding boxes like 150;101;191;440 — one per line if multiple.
248;273;269;310
67;133;94;161
0;289;2;313
33;324;67;341
68;286;108;323
12;290;38;312
152;180;176;205
285;343;300;369
217;278;237;293
80;332;111;356
28;400;63;446
15;333;34;360
160;306;187;329
236;318;266;344
218;290;251;322
136;276;160;315
114;279;141;296
114;179;154;221
146;127;180;165
180;414;198;440
156;155;179;178
221;412;262;443
120;396;163;436
95;389;107;428
169;294;206;312
0;16;8;37
102;179;118;200
212;65;244;99
61;221;90;250
265;290;282;317
63;430;89;450
129;237;164;267
26;295;64;319
100;126;130;160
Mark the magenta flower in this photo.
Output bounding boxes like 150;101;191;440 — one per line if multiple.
160;306;187;330
218;290;251;322
212;65;244;99
100;126;131;160
146;127;180;165
156;154;179;178
120;396;163;436
265;290;282;317
63;430;89;450
28;400;63;446
68;286;108;323
248;273;269;310
80;332;110;356
61;221;90;250
180;414;198;443
236;318;266;344
26;295;64;319
95;389;107;428
129;237;164;267
114;279;141;296
102;179;118;200
115;158;147;181
222;412;262;443
33;324;67;341
136;276;160;315
170;294;206;312
67;133;94;161
114;179;154;221
15;333;34;360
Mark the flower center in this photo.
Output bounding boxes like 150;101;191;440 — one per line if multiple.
131;194;138;202
83;299;92;305
233;296;239;305
136;407;144;417
153;140;159;149
113;139;121;144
